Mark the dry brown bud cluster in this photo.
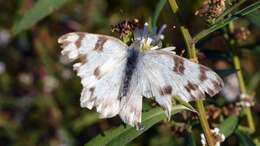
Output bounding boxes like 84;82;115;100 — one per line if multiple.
233;26;251;41
112;19;139;36
195;0;226;21
206;104;241;120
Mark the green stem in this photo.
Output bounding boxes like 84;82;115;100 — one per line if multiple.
231;44;255;133
196;100;214;145
227;23;255;134
168;0;214;146
152;0;167;27
244;107;255;133
230;43;246;93
180;26;197;60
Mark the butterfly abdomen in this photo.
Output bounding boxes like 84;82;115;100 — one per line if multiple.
122;48;140;97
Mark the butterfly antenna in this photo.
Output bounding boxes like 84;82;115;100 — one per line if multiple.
142;22;150;45
158;24;167;40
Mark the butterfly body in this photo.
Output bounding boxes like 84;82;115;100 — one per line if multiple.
58;27;223;129
122;46;140;97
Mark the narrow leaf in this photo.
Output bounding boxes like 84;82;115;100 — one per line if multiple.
84;105;191;146
152;0;167;27
174;96;197;113
214;0;246;23
12;0;72;35
194;1;260;43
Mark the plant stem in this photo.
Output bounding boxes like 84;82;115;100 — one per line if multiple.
227;23;255;133
231;43;255;133
196;100;214;145
180;26;197;60
168;0;214;146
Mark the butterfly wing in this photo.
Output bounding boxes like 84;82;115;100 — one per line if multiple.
58;32;128;118
138;48;224;118
119;67;143;129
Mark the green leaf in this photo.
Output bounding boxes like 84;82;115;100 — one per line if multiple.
217;116;238;137
174;96;197;113
235;130;256;146
84;105;191;146
194;1;260;43
152;0;167;27
12;0;72;35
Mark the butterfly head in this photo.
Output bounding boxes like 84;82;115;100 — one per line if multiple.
133;23;166;52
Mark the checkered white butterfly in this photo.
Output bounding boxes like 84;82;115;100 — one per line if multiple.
58;23;223;129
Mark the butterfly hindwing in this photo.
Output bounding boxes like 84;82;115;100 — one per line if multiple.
119;68;143;128
58;32;128;118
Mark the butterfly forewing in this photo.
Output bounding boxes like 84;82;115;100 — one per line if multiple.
58;32;128;118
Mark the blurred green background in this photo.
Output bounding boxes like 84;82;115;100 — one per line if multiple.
0;0;260;146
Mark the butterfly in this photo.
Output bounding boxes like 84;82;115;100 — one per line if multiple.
58;23;224;129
